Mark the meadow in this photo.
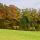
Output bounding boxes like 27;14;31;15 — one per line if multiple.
0;29;40;40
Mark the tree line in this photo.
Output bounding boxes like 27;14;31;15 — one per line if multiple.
0;3;40;31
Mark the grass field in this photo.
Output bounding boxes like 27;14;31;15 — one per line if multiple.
0;29;40;40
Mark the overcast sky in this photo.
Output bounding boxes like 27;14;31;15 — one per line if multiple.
0;0;40;9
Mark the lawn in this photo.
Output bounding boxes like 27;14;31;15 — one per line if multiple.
0;29;40;40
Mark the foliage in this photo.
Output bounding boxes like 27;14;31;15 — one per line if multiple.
0;3;40;31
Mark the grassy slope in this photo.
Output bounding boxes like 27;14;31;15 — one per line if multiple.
0;29;40;40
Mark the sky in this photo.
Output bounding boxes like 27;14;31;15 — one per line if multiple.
0;0;40;9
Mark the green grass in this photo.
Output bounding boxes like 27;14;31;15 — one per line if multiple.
0;29;40;40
